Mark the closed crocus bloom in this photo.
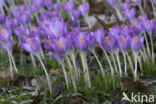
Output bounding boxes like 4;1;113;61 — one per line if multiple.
44;0;53;7
43;10;58;18
67;19;78;27
120;2;130;10
78;2;89;16
20;11;31;25
102;35;118;52
12;9;21;18
132;0;142;4
0;0;5;7
123;8;136;20
106;0;116;6
87;32;96;48
28;4;38;14
12;18;20;28
21;36;41;55
32;0;44;8
117;36;130;51
0;39;13;51
0;13;6;24
131;36;144;52
74;32;88;51
141;18;154;33
63;1;75;13
47;17;68;38
52;2;61;13
95;28;105;46
0;29;12;42
5;17;13;28
108;25;120;37
72;9;82;20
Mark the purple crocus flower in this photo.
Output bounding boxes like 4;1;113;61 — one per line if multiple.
117;36;130;51
130;36;144;52
72;9;82;20
129;21;143;35
106;0;116;6
108;25;120;37
0;29;12;42
44;0;53;7
5;17;13;28
32;0;44;8
102;35;118;52
67;19;78;27
120;2;130;10
74;32;88;51
46;17;68;38
87;32;96;48
123;8;136;20
78;2;89;16
0;13;6;24
0;0;5;7
0;39;13;51
44;38;55;51
51;53;64;62
52;36;70;54
63;1;75;13
120;26;130;36
95;28;105;46
12;9;21;19
52;2;61;13
20;36;41;55
20;11;31;25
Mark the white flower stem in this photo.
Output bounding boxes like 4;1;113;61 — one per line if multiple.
90;48;105;78
60;62;69;89
114;7;124;21
30;54;37;69
70;50;80;80
65;54;77;92
110;53;119;75
9;53;18;73
143;31;150;56
80;51;91;88
133;53;138;81
8;52;13;78
122;52;127;76
115;52;122;76
37;56;52;95
138;4;144;15
149;34;155;63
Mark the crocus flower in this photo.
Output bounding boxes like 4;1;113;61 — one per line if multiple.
0;29;12;42
32;0;44;8
120;2;130;10
20;36;41;55
102;35;118;52
52;2;61;13
63;1;75;13
0;0;5;7
74;32;88;51
123;8;136;20
20;11;31;25
0;39;13;51
120;26;130;36
117;36;130;51
130;36;144;52
0;13;6;24
108;25;120;37
78;2;89;16
46;17;68;38
5;17;13;29
72;9;82;20
67;19;78;27
95;28;105;46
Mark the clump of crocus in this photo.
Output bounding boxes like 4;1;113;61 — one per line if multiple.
20;36;52;94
